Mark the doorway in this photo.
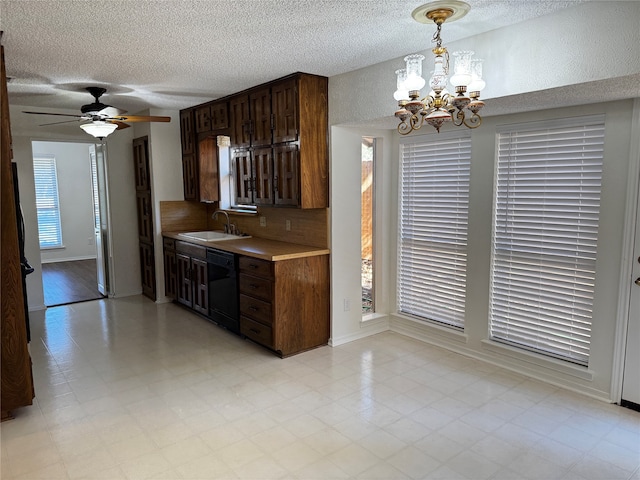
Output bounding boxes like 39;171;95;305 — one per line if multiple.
621;177;640;409
32;141;109;307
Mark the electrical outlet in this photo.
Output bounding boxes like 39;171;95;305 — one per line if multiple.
88;237;94;246
285;219;291;231
260;216;267;227
343;298;350;311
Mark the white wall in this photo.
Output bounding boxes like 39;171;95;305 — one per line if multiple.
329;1;640;128
328;1;640;402
31;141;96;263
10;105;142;307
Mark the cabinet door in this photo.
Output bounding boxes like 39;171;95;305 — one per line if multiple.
198;135;219;203
139;241;156;301
210;101;229;130
180;110;195;155
272;79;298;144
273;144;299;206
232;149;253;205
192;257;209;315
132;137;150;191
182;153;198;201
176;253;192;308
252;147;273;206
163;247;177;300
250;87;272;146
136;191;154;242
230;95;251;148
195;105;212;133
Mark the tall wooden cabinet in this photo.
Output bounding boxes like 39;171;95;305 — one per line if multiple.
133;136;156;300
1;41;34;420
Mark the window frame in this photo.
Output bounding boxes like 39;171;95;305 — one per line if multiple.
397;131;472;329
33;154;64;249
489;115;605;366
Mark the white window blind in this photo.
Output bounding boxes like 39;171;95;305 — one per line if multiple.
398;133;471;329
90;154;100;230
490;116;605;365
33;155;63;248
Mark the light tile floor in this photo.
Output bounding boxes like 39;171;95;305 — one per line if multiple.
1;296;639;480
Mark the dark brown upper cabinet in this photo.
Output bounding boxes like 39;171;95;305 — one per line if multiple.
181;72;328;209
195;100;229;134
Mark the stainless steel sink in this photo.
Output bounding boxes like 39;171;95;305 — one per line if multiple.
177;231;250;242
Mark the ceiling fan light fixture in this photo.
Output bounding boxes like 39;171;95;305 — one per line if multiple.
80;121;117;139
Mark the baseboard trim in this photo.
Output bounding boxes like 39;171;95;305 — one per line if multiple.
41;255;97;264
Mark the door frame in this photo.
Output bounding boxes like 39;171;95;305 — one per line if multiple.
612;98;640;404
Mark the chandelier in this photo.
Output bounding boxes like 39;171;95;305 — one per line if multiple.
394;0;486;134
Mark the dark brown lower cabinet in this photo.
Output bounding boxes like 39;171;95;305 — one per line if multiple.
163;238;177;300
175;241;208;316
239;254;329;357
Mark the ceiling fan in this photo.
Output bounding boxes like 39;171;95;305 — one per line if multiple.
23;87;171;139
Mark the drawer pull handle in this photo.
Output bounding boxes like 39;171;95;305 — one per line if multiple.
249;264;258;269
249;306;258;311
250;328;260;334
249;284;259;289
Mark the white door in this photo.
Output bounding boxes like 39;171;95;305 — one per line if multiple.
622;184;640;406
89;144;111;296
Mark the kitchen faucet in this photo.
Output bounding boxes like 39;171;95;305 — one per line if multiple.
212;210;234;234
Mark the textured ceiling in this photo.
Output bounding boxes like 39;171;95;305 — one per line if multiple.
1;0;589;115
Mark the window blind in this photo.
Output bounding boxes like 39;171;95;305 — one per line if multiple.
490;117;605;365
33;155;63;248
90;154;100;230
398;133;471;329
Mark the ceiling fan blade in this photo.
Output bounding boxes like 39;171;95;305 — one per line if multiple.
38;119;83;127
23;111;85;118
109;115;171;123
108;120;130;130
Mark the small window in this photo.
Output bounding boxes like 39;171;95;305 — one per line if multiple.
362;137;375;313
33;155;63;249
219;136;257;213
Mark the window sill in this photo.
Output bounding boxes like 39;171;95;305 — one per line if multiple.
40;245;65;250
362;312;387;323
480;339;594;381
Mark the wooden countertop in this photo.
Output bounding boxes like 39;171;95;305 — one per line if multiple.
163;232;330;261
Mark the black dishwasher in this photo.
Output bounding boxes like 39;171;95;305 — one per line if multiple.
207;249;239;333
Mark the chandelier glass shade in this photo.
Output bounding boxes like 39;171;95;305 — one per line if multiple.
80;120;118;139
394;1;486;134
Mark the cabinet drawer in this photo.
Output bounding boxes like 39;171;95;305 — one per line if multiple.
239;256;273;278
163;237;175;250
239;294;272;325
239;274;272;301
176;241;207;259
241;316;273;348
